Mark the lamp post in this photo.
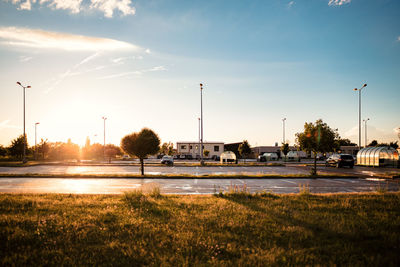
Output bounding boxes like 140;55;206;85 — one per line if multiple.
200;83;204;165
35;122;40;160
102;116;107;161
198;117;201;159
354;83;367;149
16;82;31;163
363;118;370;147
282;118;286;144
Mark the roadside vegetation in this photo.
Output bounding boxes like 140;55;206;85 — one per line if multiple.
1;192;399;265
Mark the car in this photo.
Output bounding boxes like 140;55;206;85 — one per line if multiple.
161;155;174;166
325;154;354;168
257;152;278;162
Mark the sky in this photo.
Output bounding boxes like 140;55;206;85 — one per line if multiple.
0;0;399;148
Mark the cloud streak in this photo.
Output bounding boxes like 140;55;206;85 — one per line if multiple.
100;65;167;79
5;0;135;18
0;120;20;129
328;0;351;6
0;27;139;51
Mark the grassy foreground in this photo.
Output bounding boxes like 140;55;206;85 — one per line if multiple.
1;192;399;266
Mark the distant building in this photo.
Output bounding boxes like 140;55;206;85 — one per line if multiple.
176;141;224;158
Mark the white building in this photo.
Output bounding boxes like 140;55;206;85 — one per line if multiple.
176;141;224;159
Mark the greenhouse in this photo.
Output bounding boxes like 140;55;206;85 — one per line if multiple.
220;151;236;163
356;146;399;167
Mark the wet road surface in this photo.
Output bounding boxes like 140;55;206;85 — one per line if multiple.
0;165;398;177
0;177;398;194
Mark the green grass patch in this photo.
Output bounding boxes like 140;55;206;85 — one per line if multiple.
0;192;399;265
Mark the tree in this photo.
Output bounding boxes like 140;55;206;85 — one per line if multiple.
238;140;252;163
37;138;49;160
281;143;290;161
203;150;210;157
336;138;357;147
121;128;160;175
159;142;174;156
0;145;7;157
7;135;28;160
105;144;122;163
368;140;378;147
296;119;338;176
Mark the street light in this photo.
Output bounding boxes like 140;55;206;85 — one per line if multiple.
102;116;107;161
198;117;201;159
282;118;286;144
200;83;204;165
363;118;370;147
16;82;31;163
354;83;367;148
35;122;40;160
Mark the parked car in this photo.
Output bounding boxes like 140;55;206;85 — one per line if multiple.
257;152;278;162
325;154;354;168
161;155;174;166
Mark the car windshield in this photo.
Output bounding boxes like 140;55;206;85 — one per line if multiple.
341;155;353;160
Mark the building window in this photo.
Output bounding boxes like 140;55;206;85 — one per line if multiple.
195;145;198;150
189;145;193;149
214;146;219;152
180;145;186;150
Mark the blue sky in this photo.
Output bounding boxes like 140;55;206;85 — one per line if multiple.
0;0;399;148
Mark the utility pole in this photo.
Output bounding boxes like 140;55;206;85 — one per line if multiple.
102;116;107;161
17;82;31;163
354;84;367;148
200;83;204;165
35;122;40;160
282;118;286;144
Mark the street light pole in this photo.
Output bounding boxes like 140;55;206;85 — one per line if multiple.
200;83;204;165
35;122;40;160
354;83;367;149
198;117;201;159
17;82;31;163
102;116;107;161
363;118;370;147
282;118;286;144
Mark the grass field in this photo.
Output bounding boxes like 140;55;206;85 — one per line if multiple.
1;191;399;266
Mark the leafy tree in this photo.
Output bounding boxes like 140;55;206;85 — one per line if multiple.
203;150;210;157
47;140;80;161
0;145;7;157
7;135;28;160
105;144;122;163
159;142;174;156
121;128;160;175
336;138;357;147
281;143;290;161
238;140;252;163
368;140;378;147
296;119;338;175
37;138;49;160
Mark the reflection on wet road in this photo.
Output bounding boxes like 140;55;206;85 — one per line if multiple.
0;178;398;194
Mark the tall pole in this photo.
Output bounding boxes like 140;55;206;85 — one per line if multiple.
17;82;31;163
198;117;201;158
200;83;204;165
35;122;40;160
282;118;286;144
363;118;370;147
354;84;367;149
102;116;107;161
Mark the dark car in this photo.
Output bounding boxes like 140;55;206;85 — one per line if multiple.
325;154;354;168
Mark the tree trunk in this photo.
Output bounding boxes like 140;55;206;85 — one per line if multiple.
312;152;317;176
140;158;144;176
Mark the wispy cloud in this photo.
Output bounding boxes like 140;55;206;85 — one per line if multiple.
5;0;135;18
328;0;351;6
0;120;20;129
287;1;295;8
19;55;33;62
100;65;167;79
397;36;400;42
0;27;139;51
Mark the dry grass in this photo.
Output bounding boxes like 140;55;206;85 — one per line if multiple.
0;192;399;266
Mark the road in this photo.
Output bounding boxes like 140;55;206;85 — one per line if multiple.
0;165;398;177
0;177;398;194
